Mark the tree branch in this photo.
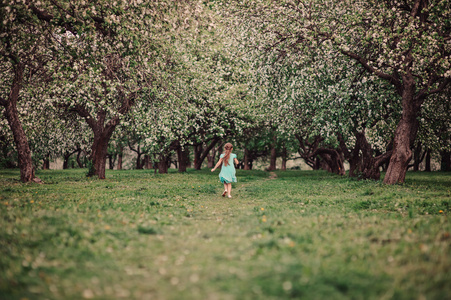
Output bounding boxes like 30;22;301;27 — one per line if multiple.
73;104;97;132
427;78;451;96
374;150;393;167
341;50;402;92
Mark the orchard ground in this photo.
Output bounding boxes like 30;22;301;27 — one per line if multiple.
0;169;450;300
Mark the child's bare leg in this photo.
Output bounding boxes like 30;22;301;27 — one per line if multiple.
222;183;228;197
227;183;232;197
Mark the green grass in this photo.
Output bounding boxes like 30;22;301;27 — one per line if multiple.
0;168;450;300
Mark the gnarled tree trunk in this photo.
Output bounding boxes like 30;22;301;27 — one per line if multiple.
91;128;115;179
77;106;119;179
384;79;423;184
1;63;36;182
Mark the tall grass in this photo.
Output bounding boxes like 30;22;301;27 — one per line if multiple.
0;169;450;299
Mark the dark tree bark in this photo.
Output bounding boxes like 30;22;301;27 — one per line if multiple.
296;134;345;175
76;149;85;168
384;81;423;183
75;106;121;179
338;132;361;177
208;143;224;168
117;149;123;170
1;63;36;182
107;153;116;170
193;138;220;170
63;149;78;169
207;144;221;169
268;136;277;171
338;131;392;180
425;149;431;172
281;147;288;171
358;133;392;180
129;143;144;169
91;128;114;179
409;143;427;171
317;149;345;175
157;154;170;174
193;144;202;170
440;150;451;172
143;154;152;169
177;146;189;172
158;160;168;174
42;153;50;170
313;157;321;170
243;148;253;170
207;153;215;168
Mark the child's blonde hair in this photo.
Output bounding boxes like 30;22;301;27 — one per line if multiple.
223;143;233;166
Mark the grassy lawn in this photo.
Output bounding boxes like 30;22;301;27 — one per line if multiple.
0;168;450;300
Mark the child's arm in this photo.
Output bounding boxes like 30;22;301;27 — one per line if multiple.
211;158;223;172
234;158;239;165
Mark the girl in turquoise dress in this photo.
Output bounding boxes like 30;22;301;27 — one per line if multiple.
211;143;239;198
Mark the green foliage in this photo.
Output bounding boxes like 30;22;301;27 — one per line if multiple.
0;169;450;299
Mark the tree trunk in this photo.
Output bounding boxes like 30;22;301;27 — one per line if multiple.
90;126;116;179
425;149;431;172
130;144;143;169
186;147;192;168
63;149;78;170
76;150;84;168
348;155;362;177
158;157;169;174
2;64;35;182
313;157;321;170
268;147;277;171
207;146;218;168
207;153;214;168
143;155;151;169
92;139;108;179
108;154;116;170
63;154;69;169
317;150;345;175
75;104;120;179
440;150;451;172
194;139;219;170
413;144;422;171
117;152;123;170
268;136;277;171
177;146;189;172
384;81;422;184
281;147;287;171
337;132;359;177
42;153;50;170
358;131;381;180
244;148;252;170
193;144;202;170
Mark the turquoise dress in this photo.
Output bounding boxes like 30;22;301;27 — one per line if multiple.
219;153;237;183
